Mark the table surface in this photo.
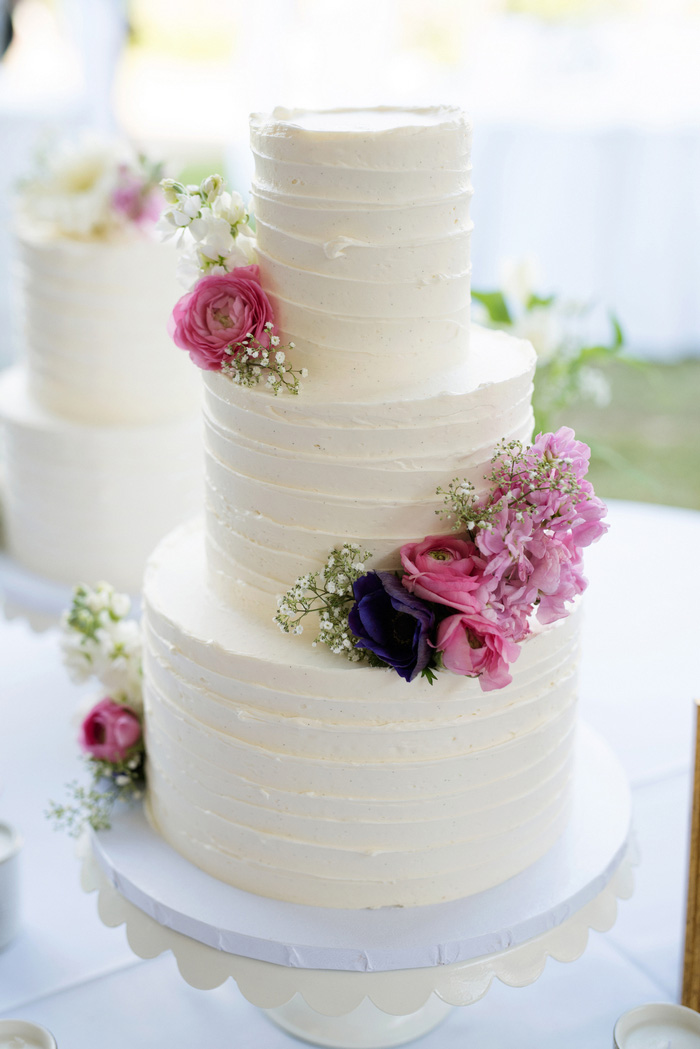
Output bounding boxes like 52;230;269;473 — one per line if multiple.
0;499;698;1049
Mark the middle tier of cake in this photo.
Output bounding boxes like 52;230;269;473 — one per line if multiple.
204;324;536;601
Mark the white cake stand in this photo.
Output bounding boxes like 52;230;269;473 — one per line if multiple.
80;725;635;1048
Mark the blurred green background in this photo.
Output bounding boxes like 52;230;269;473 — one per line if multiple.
565;359;700;510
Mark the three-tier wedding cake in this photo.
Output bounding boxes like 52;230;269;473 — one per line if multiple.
0;138;202;593
141;107;594;909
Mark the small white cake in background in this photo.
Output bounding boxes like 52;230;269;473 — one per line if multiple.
0;136;202;594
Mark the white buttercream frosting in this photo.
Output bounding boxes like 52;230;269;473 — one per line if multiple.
141;106;581;910
15;224;200;425
203;324;534;599
0;367;202;592
249;105;473;393
143;520;579;909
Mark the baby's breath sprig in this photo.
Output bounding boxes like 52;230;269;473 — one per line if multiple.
438;438;589;534
436;478;484;533
275;544;373;658
221;324;308;395
47;751;145;837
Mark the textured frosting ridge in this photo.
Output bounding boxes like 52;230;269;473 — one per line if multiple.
203;325;535;599
144;520;580;909
15;226;200;425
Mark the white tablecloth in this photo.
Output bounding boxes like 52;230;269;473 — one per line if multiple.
0;500;698;1048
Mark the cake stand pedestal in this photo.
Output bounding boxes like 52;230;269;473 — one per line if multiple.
80;725;635;1048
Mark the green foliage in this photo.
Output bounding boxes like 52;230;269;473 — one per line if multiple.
472;290;512;325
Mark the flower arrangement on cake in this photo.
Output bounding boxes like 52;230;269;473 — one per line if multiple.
472;258;625;432
275;428;607;692
158;174;306;394
47;584;144;835
18;135;165;240
48;427;606;832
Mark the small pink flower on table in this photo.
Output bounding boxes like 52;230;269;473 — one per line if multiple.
436;613;521;692
80;698;142;763
168;264;276;370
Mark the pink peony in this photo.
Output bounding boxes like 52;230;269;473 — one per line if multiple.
436;612;521;692
400;534;492;614
168;265;276;371
80;698;142;763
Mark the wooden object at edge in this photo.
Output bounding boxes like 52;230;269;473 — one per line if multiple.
682;700;700;1010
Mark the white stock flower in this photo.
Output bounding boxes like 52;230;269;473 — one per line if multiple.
500;255;542;311
84;584;113;614
211;189;247;228
192;213;236;259
20;136;129;238
59;628;93;684
110;590;132;619
175;247;203;289
94;618;143;709
228;233;257;266
155;213;178;240
200;173;224;203
578;366;612;408
160;178;182;205
512;304;564;364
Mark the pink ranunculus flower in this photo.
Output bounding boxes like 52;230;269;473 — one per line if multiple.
400;534;492;614
168;265;276;371
436;612;521;692
79;698;142;764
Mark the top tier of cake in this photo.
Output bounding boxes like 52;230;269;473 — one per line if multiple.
249;106;473;393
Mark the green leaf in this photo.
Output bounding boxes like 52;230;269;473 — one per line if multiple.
421;666;438;686
526;293;555;310
609;312;624;350
472;290;513;325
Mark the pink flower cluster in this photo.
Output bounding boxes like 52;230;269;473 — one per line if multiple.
111;165;162;227
168;265;276;371
400;428;607;691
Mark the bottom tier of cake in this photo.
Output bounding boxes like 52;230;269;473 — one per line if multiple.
142;519;582;910
0;366;202;593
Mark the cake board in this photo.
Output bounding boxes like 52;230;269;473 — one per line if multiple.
80;724;635;1048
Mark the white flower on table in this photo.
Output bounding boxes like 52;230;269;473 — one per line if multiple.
60;583;143;711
